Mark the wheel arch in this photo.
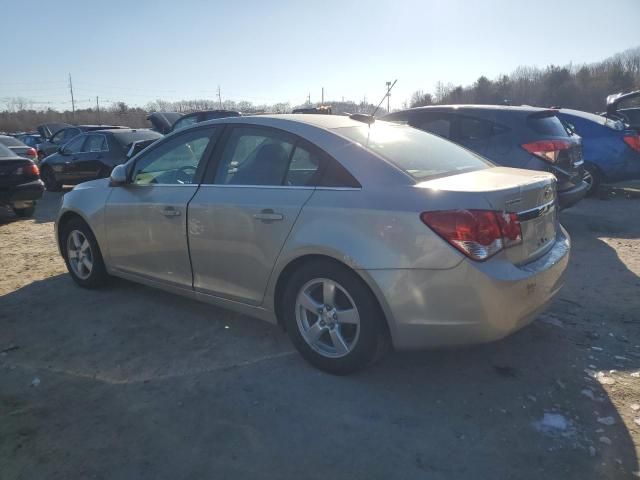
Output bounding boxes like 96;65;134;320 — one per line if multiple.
56;210;96;255
271;253;394;341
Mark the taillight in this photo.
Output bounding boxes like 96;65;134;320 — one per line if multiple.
25;147;37;159
13;164;40;176
420;210;522;261
521;140;572;164
623;135;640;153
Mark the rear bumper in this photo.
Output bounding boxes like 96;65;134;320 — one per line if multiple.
367;226;570;350
557;180;589;209
0;179;45;205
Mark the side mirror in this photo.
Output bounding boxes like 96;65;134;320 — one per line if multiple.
58;146;68;155
109;164;128;186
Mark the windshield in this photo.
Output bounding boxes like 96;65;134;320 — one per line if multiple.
113;130;163;148
334;122;491;180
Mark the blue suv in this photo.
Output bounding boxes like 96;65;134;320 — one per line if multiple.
383;105;588;209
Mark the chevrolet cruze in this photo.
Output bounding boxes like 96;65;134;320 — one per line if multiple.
56;114;570;374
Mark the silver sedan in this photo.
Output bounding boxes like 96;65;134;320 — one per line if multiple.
55;114;570;374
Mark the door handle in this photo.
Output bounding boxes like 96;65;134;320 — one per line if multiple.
161;206;181;217
253;209;283;222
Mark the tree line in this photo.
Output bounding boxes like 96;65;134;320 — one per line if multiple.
0;97;381;133
407;46;640;112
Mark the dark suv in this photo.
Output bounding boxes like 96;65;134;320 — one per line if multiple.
383;105;588;209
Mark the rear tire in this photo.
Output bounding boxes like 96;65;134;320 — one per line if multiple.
12;205;35;217
61;218;109;289
282;260;389;375
42;167;62;192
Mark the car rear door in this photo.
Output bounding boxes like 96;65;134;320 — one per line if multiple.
104;126;220;288
187;125;321;305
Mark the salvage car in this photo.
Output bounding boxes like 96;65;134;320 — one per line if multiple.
383;105;588;209
56;115;570;374
558;109;640;194
603;90;640;132
40;129;162;191
0;143;44;217
170;110;241;133
147;112;183;134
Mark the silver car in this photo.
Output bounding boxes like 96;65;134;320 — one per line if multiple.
55;114;570;374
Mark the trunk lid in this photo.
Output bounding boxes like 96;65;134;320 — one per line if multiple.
417;167;558;265
0;158;36;188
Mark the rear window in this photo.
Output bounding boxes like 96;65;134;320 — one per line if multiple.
527;114;570;137
0;136;24;147
334;122;491;181
113;130;163;148
0;144;14;157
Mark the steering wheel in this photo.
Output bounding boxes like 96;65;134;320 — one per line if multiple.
175;165;197;184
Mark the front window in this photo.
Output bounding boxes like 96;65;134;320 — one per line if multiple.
131;127;217;185
335;122;491;181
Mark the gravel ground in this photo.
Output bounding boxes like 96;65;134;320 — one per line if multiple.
1;192;639;479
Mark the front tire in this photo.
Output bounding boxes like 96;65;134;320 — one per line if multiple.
42;167;62;192
282;260;389;375
61;218;109;288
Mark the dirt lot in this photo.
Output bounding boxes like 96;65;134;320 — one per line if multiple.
1;191;639;479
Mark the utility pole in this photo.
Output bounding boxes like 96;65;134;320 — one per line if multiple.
386;81;392;112
96;96;100;123
217;85;223;109
68;73;75;119
321;87;324;105
307;92;311;105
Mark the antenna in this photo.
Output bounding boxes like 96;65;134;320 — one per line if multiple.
372;79;397;117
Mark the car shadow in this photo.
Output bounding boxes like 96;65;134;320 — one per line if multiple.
0;198;638;479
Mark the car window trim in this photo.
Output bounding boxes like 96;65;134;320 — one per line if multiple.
200;123;349;188
85;133;110;153
126;125;221;186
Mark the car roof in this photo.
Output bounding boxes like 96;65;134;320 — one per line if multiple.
199;113;367;130
391;104;553;114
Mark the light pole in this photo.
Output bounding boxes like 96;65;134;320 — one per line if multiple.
386;81;392;112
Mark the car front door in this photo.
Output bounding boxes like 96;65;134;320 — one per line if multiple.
55;135;88;183
73;133;110;180
104;126;220;288
188;125;322;305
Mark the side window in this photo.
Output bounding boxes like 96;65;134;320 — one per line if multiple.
64;135;86;154
457;117;500;141
412;115;452;139
132;127;217;185
284;144;322;186
85;134;108;152
215;127;295;186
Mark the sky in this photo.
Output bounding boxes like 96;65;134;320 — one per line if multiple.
1;0;639;111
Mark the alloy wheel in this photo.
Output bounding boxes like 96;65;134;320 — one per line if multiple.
295;278;361;358
66;230;94;280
